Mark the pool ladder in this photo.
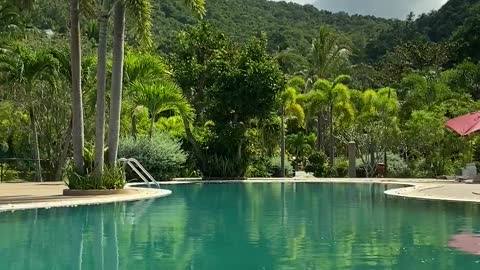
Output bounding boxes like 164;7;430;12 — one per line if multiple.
118;158;161;189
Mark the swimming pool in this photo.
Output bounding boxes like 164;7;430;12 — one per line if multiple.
1;183;479;269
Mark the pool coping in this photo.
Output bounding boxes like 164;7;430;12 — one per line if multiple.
0;184;172;212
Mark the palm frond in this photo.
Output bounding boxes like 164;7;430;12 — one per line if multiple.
184;0;206;18
126;0;153;48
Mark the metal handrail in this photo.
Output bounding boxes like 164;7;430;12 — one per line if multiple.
118;158;160;189
127;158;161;188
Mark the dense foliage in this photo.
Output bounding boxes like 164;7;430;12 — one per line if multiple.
1;0;480;182
119;134;187;181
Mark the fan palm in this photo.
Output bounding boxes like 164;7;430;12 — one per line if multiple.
131;81;194;138
107;0;206;165
0;45;58;181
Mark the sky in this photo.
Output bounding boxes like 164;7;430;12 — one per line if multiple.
272;0;448;19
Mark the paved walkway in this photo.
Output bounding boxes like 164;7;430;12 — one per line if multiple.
0;182;171;212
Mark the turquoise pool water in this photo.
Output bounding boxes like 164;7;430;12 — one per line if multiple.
1;183;480;269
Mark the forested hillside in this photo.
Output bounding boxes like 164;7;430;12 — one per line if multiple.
2;0;480;182
29;0;393;56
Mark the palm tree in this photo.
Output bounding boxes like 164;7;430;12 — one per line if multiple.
123;53;170;138
69;0;94;175
307;26;350;153
131;81;194;138
93;0;112;179
107;0;206;165
0;45;58;181
279;86;305;177
310;26;350;80
304;75;354;168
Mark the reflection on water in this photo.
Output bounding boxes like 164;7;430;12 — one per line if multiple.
1;183;480;270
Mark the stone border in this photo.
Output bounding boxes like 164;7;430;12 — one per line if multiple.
384;184;480;204
0;186;172;212
63;188;137;196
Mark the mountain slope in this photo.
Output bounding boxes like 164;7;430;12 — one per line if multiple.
152;0;394;54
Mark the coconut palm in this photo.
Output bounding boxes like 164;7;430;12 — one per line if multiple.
304;75;354;168
310;26;350;80
107;0;206;165
0;45;58;181
279;86;305;177
131;81;194;138
307;27;350;153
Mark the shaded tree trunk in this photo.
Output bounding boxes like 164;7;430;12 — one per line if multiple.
280;107;286;177
29;107;42;182
53;119;73;181
93;10;109;180
149;116;154;139
131;113;137;139
316;111;325;151
70;0;85;174
329;104;334;168
108;2;126;166
182;117;206;172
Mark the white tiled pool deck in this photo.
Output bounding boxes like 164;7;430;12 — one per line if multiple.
1;177;480;212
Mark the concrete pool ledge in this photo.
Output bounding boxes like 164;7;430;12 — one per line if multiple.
384;183;480;203
0;182;171;212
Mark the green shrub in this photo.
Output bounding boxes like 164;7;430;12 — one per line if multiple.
203;154;246;178
333;158;348;177
268;156;294;177
119;133;187;181
246;157;271;177
65;166;126;190
385;153;409;177
305;151;327;177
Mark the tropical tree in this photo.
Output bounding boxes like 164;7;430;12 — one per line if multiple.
309;26;350;80
108;0;206;166
279;86;304;177
69;0;93;175
92;0;112;178
131;81;194;138
123;52;170;138
303;75;353;167
0;45;58;181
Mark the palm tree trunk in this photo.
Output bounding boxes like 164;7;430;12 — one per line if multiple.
182;117;206;172
93;11;109;180
131;113;137;139
280;107;286;177
329;104;334;168
29;107;42;182
108;1;126;166
316;111;324;151
149;116;154;139
69;0;85;174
